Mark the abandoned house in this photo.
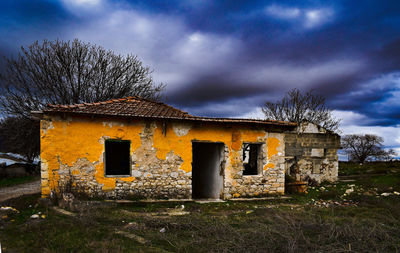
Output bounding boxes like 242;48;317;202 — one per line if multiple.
34;97;340;200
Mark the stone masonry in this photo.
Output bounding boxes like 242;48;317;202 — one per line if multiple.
40;99;340;200
41;116;290;200
284;122;341;183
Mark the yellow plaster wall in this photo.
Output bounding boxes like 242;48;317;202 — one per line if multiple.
40;116;284;198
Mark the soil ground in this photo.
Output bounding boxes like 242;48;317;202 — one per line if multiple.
0;179;40;202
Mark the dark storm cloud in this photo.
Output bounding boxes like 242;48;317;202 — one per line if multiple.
1;0;400;128
161;0;400;125
131;0;399;97
167;72;277;107
0;0;74;54
329;71;400;126
374;39;400;72
0;0;69;23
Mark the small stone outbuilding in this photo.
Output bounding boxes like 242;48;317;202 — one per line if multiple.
35;97;340;200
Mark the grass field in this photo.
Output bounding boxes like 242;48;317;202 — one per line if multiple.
0;162;399;252
0;176;38;188
339;161;400;176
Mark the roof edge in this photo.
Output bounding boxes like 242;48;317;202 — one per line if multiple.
46;96;191;116
42;96;297;127
42;110;297;127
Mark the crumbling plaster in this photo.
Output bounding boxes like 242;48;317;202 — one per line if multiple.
40;115;286;199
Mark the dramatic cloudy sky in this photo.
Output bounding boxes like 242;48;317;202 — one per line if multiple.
1;0;400;153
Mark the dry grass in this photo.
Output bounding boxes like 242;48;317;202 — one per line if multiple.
1;162;400;252
2;193;399;253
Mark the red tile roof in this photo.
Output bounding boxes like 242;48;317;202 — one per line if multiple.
42;96;296;127
44;97;190;119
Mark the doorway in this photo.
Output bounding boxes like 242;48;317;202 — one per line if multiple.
192;142;224;199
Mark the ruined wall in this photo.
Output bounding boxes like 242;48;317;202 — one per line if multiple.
284;122;340;183
40;115;287;199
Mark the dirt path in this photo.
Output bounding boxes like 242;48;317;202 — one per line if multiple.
0;179;41;202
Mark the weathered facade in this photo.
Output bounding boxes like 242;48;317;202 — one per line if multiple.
285;122;340;184
36;97;340;200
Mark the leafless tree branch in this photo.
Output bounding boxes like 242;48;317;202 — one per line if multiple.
342;134;397;163
0;39;164;117
0;39;164;161
262;88;341;132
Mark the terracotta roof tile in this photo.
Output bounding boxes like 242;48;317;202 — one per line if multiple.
44;96;191;119
42;96;296;127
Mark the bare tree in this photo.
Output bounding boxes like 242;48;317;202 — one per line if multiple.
0;39;164;161
0;39;164;117
262;88;340;132
342;134;397;163
0;117;40;163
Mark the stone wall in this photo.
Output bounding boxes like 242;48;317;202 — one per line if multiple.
223;133;286;198
284;130;340;183
41;116;287;200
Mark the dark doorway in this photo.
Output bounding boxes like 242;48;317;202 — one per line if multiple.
192;142;224;199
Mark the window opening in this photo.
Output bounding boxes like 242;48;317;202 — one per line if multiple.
243;143;262;175
105;139;131;176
